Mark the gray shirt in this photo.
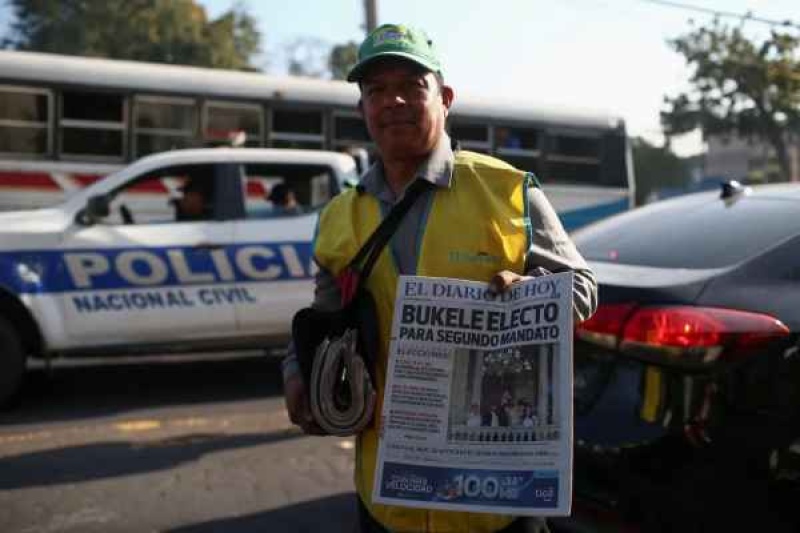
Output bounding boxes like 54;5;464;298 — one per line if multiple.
311;133;598;322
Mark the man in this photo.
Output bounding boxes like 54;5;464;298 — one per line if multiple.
283;23;597;533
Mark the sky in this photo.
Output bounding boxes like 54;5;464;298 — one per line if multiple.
199;0;798;156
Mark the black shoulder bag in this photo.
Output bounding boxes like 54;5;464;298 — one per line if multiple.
291;179;433;436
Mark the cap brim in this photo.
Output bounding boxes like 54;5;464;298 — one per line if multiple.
347;52;440;82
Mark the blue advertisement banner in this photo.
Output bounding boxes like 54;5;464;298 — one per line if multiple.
379;462;558;509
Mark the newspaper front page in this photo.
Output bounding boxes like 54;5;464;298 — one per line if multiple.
372;273;574;516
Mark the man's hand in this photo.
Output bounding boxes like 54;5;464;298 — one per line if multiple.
489;268;551;294
489;270;529;294
283;374;326;435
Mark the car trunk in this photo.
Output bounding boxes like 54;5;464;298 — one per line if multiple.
571;261;799;529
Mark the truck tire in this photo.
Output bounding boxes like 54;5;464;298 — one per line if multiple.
0;316;25;406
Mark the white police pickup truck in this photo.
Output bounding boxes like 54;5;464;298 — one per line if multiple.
0;148;359;405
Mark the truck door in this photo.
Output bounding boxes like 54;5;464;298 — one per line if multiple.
231;162;338;341
59;163;239;347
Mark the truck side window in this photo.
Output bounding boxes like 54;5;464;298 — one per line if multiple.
242;163;334;219
103;164;217;225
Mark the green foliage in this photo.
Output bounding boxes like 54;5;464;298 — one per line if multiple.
662;21;800;181
4;0;261;70
329;41;359;80
632;137;691;204
284;37;328;78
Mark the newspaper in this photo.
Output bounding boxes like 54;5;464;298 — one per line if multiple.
372;273;574;516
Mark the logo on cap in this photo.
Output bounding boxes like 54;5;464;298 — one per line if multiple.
372;27;408;47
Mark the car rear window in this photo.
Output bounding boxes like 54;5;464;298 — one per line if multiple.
574;193;800;269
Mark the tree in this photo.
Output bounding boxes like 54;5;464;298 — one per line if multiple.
284;37;328;78
662;21;800;181
3;0;261;70
329;41;359;80
631;137;691;204
202;6;262;71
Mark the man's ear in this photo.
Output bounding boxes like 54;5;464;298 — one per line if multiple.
441;85;454;115
357;99;364;117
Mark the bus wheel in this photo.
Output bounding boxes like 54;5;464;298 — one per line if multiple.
0;316;25;407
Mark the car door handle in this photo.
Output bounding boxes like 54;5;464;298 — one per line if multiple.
193;242;224;251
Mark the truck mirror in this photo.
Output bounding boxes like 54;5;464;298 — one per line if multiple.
77;194;111;225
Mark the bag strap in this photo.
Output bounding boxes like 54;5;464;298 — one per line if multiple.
353;178;433;276
337;179;433;303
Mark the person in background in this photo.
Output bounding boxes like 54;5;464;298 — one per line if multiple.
501;387;513;408
481;406;493;427
522;407;536;428
495;126;522;149
510;399;525;426
282;23;597;532
268;182;303;215
467;404;482;428
174;177;212;221
499;403;511;427
490;405;501;428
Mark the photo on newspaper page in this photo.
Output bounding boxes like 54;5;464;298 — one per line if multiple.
372;273;574;516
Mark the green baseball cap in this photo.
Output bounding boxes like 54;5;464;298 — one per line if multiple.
347;24;443;82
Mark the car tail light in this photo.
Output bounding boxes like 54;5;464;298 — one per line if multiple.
577;304;790;365
575;303;637;349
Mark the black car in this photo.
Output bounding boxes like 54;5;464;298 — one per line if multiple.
555;182;800;532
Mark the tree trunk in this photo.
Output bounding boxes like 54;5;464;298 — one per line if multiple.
769;131;792;182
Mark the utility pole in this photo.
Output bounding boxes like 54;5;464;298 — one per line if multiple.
364;0;378;33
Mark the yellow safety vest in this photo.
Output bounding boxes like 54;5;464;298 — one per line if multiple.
314;151;533;533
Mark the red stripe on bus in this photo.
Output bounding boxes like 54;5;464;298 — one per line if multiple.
73;173;168;194
125;179;169;193
0;172;60;190
72;174;103;187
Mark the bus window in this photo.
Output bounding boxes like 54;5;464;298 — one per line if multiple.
546;160;601;184
550;135;600;160
134;96;197;157
0;86;51;156
545;134;602;185
600;133;630;188
333;114;370;144
270;109;324;149
495;126;539;152
450;122;489;153
333;113;372;165
101;165;216;225
495;126;541;172
204;101;263;147
500;154;542;175
60;90;126;160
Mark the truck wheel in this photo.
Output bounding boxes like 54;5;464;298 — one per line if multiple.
0;316;25;406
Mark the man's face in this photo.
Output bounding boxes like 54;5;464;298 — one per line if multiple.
359;59;453;160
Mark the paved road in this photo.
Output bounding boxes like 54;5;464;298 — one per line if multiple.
0;354;359;533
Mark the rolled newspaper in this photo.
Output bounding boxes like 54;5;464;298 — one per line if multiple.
309;328;376;436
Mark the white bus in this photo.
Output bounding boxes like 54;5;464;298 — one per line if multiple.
0;50;634;230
